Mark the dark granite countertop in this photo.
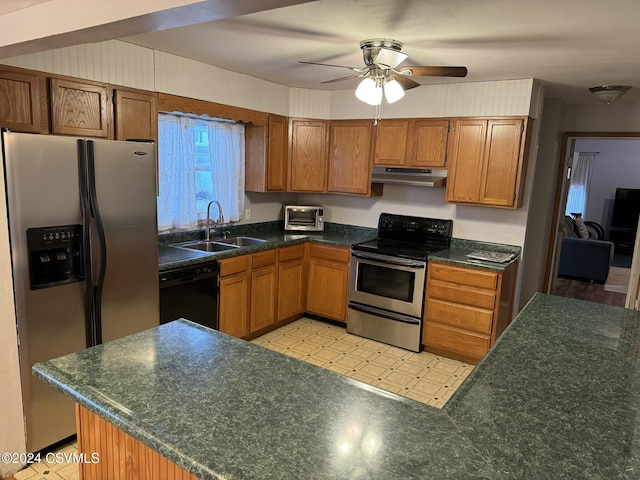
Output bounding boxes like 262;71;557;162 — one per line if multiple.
33;293;640;479
429;238;521;272
158;222;377;271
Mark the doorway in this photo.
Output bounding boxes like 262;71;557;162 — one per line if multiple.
547;133;640;308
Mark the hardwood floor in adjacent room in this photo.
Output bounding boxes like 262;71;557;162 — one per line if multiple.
553;277;626;307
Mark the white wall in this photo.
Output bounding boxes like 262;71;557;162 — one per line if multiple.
576;138;640;234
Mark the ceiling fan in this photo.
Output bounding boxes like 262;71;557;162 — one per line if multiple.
299;38;468;105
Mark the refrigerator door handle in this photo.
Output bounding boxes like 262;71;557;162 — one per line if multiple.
86;140;107;345
78;139;97;347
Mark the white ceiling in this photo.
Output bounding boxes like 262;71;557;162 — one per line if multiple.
121;0;640;105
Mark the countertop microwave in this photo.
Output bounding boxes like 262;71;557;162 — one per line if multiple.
284;205;324;231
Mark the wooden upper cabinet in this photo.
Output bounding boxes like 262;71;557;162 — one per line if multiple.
374;119;409;166
266;114;288;191
446;118;486;204
373;118;449;169
50;78;111;138
328;120;375;195
114;88;157;143
245;114;288;193
479;118;527;207
411;119;449;168
446;117;528;208
289;119;328;192
0;67;48;133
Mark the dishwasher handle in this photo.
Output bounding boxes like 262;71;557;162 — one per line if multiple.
159;263;218;289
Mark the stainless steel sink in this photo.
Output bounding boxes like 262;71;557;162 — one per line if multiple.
172;241;240;253
214;236;268;247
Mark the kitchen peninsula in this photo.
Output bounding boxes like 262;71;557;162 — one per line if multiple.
33;294;640;479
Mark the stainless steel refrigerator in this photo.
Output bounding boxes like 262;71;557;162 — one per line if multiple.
1;131;159;452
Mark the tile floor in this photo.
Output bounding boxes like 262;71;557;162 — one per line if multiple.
251;317;475;408
10;441;78;480
8;317;474;480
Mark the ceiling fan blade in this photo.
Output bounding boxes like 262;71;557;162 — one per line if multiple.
393;75;421;90
298;61;362;72
400;66;468;77
321;73;366;84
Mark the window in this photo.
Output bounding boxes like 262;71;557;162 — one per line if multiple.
565;152;596;217
157;112;245;232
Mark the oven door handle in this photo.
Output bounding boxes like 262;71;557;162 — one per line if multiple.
351;252;426;269
348;303;421;325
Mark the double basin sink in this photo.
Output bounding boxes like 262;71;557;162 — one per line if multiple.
171;236;268;254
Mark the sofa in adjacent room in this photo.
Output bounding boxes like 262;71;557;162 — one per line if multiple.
558;216;614;284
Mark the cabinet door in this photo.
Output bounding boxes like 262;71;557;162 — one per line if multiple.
373;119;409;166
250;265;277;333
307;258;349;322
445;119;486;204
0;68;47;133
114;88;157;143
328;120;374;195
267;114;288;191
277;258;305;321
289;120;328;192
219;273;249;338
479;118;525;207
50;78;111;138
410;119;449;168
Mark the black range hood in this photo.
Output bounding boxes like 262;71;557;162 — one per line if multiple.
371;167;447;187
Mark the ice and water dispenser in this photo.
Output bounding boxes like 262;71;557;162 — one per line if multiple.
27;225;84;289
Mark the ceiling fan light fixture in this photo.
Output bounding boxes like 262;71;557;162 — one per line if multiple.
589;85;631;104
384;78;405;104
355;77;383;105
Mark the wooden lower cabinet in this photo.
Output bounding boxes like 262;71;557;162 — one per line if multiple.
249;250;277;334
218;256;250;338
422;261;517;363
76;404;198;480
277;245;306;321
306;243;350;323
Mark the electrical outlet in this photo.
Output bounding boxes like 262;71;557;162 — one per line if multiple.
245;209;251;220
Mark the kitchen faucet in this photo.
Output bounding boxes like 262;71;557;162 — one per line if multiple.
205;200;224;241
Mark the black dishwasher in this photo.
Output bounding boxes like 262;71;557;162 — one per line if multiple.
159;262;219;330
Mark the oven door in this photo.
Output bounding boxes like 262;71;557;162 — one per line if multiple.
349;251;426;318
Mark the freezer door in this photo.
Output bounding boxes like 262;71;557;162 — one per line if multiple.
2;132;86;452
89;139;159;342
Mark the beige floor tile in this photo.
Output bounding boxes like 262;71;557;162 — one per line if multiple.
13;466;40;480
53;464;79;480
251;317;474;409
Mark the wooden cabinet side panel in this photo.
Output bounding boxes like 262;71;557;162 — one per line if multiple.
373;119;409;166
267;114;288;191
327;120;374;195
76;404;199;480
50;78;111;138
289;120;328;192
219;273;249;338
445;119;486;204
411;119;449;168
479;119;524;207
114;89;157;142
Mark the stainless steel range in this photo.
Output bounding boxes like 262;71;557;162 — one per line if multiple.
348;213;453;352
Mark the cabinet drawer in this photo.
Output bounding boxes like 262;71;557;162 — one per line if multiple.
278;244;305;262
424;322;490;360
429;263;498;290
309;243;350;263
428;279;496;310
219;255;250;276
425;298;493;334
252;249;277;268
